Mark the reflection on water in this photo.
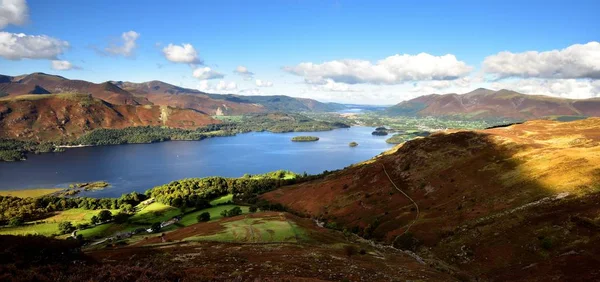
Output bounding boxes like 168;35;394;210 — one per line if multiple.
0;127;393;197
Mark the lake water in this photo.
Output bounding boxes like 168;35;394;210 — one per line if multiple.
0;127;393;197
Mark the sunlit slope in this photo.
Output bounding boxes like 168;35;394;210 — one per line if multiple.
0;94;218;141
263;117;600;280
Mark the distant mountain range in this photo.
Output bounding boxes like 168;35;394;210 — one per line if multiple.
0;72;345;115
387;88;600;120
3;73;600;124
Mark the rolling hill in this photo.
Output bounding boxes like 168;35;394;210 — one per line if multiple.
0;94;218;141
387;88;600;120
1;73;150;106
116;80;347;114
1;73;348;116
263;118;600;280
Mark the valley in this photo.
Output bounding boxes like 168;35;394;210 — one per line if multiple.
1;117;599;280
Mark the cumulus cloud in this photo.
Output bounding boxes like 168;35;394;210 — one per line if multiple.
284;53;472;85
310;79;357;92
490;78;600;99
234;65;254;78
255;79;273;87
104;31;139;57
197;80;237;93
51;60;80;71
192;67;224;80
216;80;237;91
483;41;600;80
0;0;28;29
0;31;69;60
162;43;202;64
239;88;262;95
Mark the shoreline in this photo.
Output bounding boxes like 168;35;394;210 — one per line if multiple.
3;125;358;162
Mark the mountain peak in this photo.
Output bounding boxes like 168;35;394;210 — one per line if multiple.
463;88;495;96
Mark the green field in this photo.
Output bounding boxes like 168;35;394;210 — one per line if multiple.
0;188;63;198
209;194;233;205
186;214;306;243
129;202;180;224
0;208;119;236
179;204;250;226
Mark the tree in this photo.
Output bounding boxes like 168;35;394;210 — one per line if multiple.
97;210;112;222
249;206;258;213
121;204;135;214
58;221;74;234
90;215;99;225
113;213;130;224
9;217;24;227
197;212;210;222
220;209;229;218
150;222;162;233
228;206;242;217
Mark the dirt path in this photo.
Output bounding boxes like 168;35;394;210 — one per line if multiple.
381;164;420;236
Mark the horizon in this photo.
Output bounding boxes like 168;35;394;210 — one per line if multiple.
0;0;599;104
9;71;595;106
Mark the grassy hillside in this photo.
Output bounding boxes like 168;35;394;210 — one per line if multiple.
263;117;600;281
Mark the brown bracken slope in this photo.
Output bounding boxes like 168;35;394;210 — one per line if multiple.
1;73;150;106
114;80;266;115
387;88;600;119
0;94;218;141
263;117;600;281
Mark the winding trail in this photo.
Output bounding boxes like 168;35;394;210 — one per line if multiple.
381;164;420;236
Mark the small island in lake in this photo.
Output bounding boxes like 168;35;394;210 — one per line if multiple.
291;136;319;142
349;141;358;147
56;181;112;196
372;126;389;136
69;181;110;191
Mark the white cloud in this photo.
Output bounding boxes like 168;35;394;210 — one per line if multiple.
51;60;79;71
216;80;237;91
234;65;254;78
284;53;472;85
0;0;28;29
197;80;237;93
192;67;224;80
104;31;139;57
239;88;262;95
310;79;356;92
483;42;600;80
255;79;273;87
490;78;600;99
0;31;69;60
162;43;202;64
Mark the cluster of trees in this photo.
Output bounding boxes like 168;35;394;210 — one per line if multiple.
196;212;210;222
220;207;242;218
146;170;299;207
0;192;146;225
0;139;63;162
385;131;431;144
233;113;349;133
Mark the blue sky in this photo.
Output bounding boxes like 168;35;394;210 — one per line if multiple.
1;0;599;104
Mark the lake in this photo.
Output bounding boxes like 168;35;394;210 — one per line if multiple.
0;126;393;197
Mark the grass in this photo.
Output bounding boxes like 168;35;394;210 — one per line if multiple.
77;223;116;238
186;214;306;243
0;208;119;236
212;115;243;122
0;222;60;236
209;194;233;205
0;188;63;198
179;205;249;226
129;202;180;224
